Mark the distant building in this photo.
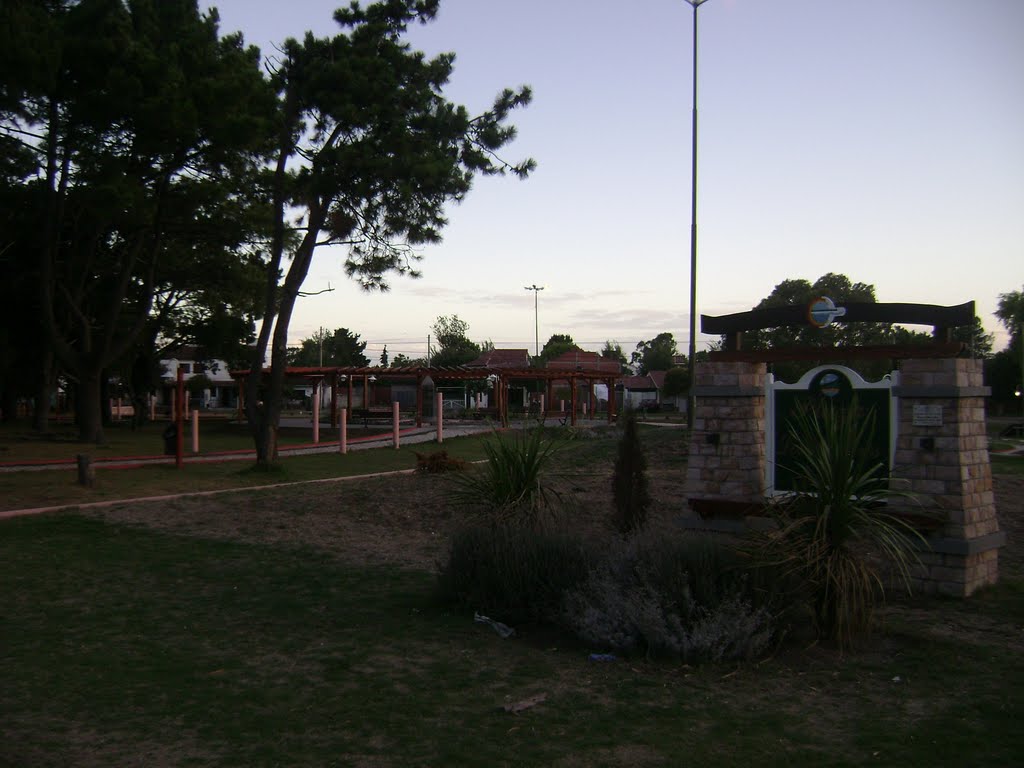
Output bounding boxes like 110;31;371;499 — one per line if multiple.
465;348;532;369
544;349;622;374
158;346;237;410
620;371;666;410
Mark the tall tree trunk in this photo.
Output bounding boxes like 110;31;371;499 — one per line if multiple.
248;198;324;466
31;351;54;432
100;374;111;427
32;381;52;432
77;370;105;444
0;388;15;423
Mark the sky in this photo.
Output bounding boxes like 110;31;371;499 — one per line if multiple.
198;0;1024;363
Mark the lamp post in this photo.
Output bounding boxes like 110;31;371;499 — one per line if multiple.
525;284;545;358
683;0;711;429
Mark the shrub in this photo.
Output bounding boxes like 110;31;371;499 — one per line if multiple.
415;450;468;474
560;534;776;662
611;409;651;536
754;399;924;649
437;524;592;626
448;427;567;527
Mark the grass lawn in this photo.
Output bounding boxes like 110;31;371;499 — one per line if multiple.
991;454;1024;476
2;424;1022;766
0;433;494;513
0;417;394;464
2;510;1023;767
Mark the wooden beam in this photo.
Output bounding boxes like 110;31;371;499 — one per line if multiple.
708;342;964;363
701;301;975;335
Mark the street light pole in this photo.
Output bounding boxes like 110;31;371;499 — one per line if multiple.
684;0;710;430
525;284;545;358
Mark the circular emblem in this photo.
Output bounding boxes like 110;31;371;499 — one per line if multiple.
807;296;847;328
809;369;853;403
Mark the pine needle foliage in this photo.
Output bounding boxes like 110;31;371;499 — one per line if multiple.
612;409;651;536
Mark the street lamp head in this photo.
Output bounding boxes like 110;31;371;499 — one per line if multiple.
684;0;711;7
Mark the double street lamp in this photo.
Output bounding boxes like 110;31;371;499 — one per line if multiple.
684;0;710;429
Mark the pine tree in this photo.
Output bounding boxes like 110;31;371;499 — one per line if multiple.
612;409;651;536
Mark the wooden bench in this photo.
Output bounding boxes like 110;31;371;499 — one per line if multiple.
352;407;393;427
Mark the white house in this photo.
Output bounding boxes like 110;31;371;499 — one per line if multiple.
158;346;237;410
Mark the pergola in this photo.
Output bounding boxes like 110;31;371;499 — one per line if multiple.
231;365;622;428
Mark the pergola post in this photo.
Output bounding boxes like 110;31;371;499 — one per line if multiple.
436;391;443;443
330;376;338;429
416;371;425;428
500;375;509;427
570;374;578;427
312;380;320;444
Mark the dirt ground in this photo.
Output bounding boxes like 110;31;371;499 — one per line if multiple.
82;451;1022;582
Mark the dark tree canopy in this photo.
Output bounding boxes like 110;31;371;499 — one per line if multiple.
632;332;678;375
287;328;370;368
538;334;577;365
996;287;1023;353
662;366;689;398
600;340;631;374
742;273;892;351
430;315;480;368
243;0;533;464
889;315;993;358
1;0;273;441
391;352;427;367
995;287;1024;411
2;0;532;454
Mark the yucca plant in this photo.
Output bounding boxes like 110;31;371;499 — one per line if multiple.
449;427;567;527
756;399;925;649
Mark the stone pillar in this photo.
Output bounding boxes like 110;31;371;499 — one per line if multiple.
892;358;1003;596
686;361;768;506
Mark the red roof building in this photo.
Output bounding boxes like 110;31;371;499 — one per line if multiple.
465;348;532;369
544;349;622;374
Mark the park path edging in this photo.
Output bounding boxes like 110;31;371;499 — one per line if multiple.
0;468;418;521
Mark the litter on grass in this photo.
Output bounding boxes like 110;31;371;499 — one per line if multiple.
474;612;515;639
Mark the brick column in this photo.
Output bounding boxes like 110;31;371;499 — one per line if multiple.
686;361;767;505
892;358;1003;596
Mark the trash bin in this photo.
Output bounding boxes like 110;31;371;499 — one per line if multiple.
162;423;178;455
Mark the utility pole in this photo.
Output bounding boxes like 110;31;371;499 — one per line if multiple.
525;284;545;358
683;0;711;430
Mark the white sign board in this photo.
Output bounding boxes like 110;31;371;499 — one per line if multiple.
912;404;943;427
